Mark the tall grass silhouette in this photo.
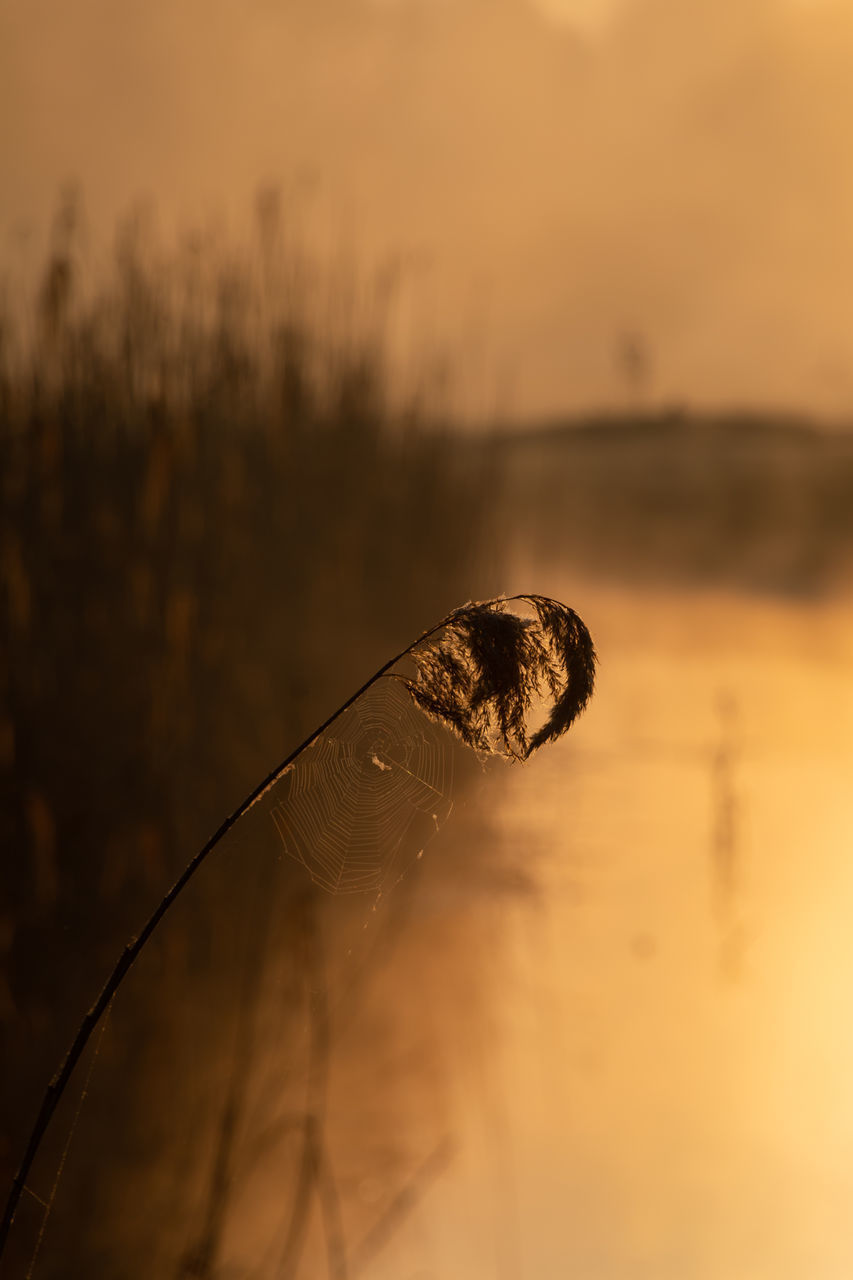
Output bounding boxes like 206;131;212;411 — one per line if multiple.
0;594;595;1272
0;189;509;1276
0;190;603;1276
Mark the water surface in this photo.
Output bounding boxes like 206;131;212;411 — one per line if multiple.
390;579;853;1278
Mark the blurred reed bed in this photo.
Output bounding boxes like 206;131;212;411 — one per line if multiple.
0;193;509;1276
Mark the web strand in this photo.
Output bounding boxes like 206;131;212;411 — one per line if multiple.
269;678;454;895
24;999;114;1280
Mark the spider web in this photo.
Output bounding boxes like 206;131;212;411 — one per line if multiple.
269;676;454;894
5;678;456;1276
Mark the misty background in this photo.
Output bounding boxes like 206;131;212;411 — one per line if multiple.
4;0;853;1276
4;0;853;420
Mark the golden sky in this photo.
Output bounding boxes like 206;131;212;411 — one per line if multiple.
3;0;853;420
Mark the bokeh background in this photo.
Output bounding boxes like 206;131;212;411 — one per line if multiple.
4;0;853;1276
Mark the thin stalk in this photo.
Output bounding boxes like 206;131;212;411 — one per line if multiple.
0;613;451;1262
177;857;277;1278
350;1137;453;1276
276;900;335;1279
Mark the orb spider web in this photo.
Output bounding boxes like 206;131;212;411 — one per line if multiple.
269;676;454;894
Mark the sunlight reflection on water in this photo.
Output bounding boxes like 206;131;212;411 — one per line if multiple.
393;581;853;1279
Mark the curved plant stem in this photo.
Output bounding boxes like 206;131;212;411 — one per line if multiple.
0;593;594;1263
0;621;438;1261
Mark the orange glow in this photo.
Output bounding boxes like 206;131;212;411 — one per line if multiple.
5;0;853;419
